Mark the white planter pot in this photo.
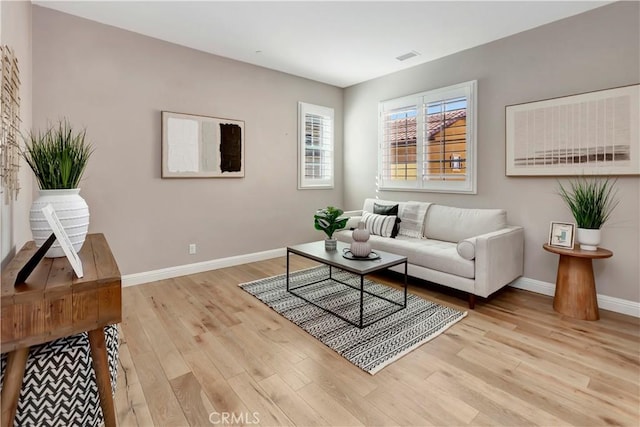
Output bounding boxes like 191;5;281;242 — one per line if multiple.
30;189;90;258
324;238;337;251
577;228;601;251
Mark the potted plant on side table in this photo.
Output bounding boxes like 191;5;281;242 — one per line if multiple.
314;206;348;251
558;177;619;251
22;119;94;257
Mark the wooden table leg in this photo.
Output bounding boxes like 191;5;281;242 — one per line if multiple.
1;347;30;427
553;254;599;320
88;328;116;427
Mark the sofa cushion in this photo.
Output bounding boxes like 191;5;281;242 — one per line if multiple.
365;235;418;259
410;239;475;279
362;212;396;238
456;237;477;260
424;205;507;243
334;231;475;280
373;203;401;238
398;202;431;238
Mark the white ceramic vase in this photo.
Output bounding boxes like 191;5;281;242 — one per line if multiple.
30;188;90;258
350;222;371;257
325;238;337;251
577;227;601;251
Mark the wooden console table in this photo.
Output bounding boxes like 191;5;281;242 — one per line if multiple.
1;233;121;427
543;243;613;321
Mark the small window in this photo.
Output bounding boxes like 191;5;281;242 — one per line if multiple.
378;81;477;194
298;102;334;189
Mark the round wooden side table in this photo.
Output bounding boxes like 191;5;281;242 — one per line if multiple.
543;244;613;321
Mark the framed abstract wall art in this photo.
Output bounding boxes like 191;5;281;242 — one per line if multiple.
162;111;245;178
506;84;639;176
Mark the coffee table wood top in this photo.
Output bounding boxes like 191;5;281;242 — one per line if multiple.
287;241;406;275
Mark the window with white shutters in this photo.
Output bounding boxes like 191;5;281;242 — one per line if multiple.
378;80;477;194
298;102;334;189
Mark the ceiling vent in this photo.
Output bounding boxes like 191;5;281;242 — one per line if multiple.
396;50;420;61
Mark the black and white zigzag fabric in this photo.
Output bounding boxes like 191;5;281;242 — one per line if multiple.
240;266;466;374
0;325;119;427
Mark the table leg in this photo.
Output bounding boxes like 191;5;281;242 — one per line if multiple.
360;275;364;328
553;254;599;320
286;249;290;291
403;261;408;308
1;347;29;427
88;328;116;427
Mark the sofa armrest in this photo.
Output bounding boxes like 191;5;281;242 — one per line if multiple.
473;226;524;298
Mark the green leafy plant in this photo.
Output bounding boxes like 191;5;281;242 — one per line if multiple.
23;119;94;189
314;206;348;239
558;177;619;229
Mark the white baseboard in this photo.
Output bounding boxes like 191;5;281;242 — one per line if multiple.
510;277;640;318
123;252;639;318
510;277;556;296
122;247;286;287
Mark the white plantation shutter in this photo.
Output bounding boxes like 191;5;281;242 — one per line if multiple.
424;96;468;181
381;105;418;183
379;80;477;194
299;102;334;189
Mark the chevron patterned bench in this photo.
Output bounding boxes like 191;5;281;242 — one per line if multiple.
0;326;118;426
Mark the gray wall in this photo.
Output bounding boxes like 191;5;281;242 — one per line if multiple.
1;0;33;267
33;6;343;275
344;2;640;302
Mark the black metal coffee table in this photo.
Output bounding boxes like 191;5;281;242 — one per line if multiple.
286;241;408;328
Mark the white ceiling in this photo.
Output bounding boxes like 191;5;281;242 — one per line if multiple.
33;1;612;88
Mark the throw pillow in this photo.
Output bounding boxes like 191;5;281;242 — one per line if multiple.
398;202;431;238
373;203;401;238
345;216;362;230
373;203;398;216
362;211;396;238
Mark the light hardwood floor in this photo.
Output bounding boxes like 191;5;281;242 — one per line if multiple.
114;256;640;426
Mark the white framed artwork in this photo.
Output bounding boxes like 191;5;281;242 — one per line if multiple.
548;221;576;249
161;111;245;178
506;84;639;176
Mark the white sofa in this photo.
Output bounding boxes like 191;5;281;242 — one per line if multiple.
334;198;524;308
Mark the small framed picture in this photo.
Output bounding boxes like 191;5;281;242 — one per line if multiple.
41;204;84;278
549;221;575;249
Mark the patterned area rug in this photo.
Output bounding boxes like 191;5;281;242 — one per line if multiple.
239;266;467;374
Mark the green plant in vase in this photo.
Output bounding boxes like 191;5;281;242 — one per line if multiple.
23;119;93;189
22;119;94;257
557;177;619;251
314;206;348;251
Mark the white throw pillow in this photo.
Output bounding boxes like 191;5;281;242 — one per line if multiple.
362;212;396;238
345;216;362;230
456;237;477;260
398;202;431;238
